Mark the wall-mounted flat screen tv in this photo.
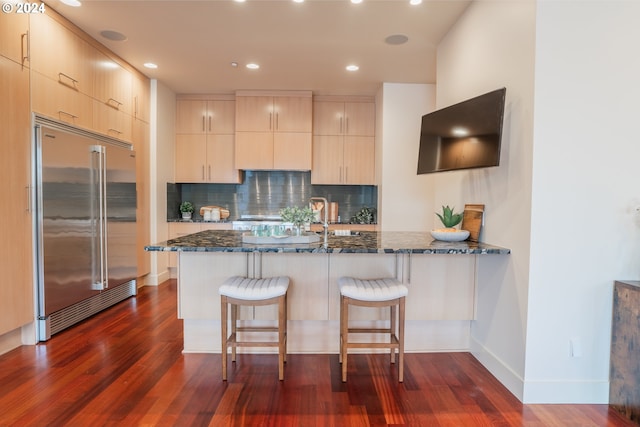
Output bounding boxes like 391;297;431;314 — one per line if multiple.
417;87;506;174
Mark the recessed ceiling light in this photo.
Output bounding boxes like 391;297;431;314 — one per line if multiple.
246;63;260;70
452;127;469;137
410;0;422;4
233;0;245;2
293;0;304;2
144;62;158;69
100;30;127;42
231;62;238;68
60;0;81;6
346;64;359;72
351;0;363;3
385;34;409;45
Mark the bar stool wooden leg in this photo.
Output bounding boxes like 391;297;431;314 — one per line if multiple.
341;295;349;382
390;304;397;364
231;303;238;362
278;294;286;381
398;296;405;382
221;295;228;381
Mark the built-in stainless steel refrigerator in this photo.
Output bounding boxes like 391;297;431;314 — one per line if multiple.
34;116;137;341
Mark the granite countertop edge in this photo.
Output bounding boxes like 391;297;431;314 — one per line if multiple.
145;230;511;255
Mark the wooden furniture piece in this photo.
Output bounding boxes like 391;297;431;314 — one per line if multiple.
235;91;312;170
312;97;375;185
219;276;290;381
461;203;485;243
338;277;408;382
610;280;640;424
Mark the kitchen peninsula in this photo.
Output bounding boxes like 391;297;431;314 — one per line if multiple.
146;230;510;353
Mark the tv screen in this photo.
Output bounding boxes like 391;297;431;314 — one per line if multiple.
417;88;506;174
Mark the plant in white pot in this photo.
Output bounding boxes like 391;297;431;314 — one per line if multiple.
279;206;314;235
431;205;469;241
180;201;194;220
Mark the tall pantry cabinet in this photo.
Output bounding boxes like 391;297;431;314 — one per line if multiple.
0;12;33;338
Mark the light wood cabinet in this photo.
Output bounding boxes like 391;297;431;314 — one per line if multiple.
132;71;150;123
175;98;241;183
93;50;132;115
29;13;93;97
134;119;150;278
235;92;312;170
0;11;29;66
312;99;376;184
312;135;375;184
93;99;132;141
31;71;94;130
0;55;33;335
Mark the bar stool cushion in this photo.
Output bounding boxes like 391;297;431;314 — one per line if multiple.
219;276;289;300
338;277;408;302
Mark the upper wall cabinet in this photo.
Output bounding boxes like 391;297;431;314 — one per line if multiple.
93;49;133;115
0;11;29;66
30;13;93;96
313;100;375;137
235;91;312;170
176;99;235;135
175;97;242;184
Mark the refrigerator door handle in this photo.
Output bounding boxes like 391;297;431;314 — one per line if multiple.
91;145;108;290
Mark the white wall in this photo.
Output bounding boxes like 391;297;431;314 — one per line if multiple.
148;79;175;285
439;0;640;404
525;1;640;403
436;0;536;401
376;83;435;231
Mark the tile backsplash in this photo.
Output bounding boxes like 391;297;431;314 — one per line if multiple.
167;171;377;223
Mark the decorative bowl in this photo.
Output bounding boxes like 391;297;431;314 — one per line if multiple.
430;229;470;242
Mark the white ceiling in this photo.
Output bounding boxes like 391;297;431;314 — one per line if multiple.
46;0;471;96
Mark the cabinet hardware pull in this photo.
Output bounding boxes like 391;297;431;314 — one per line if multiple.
134;96;138;116
208;165;211;181
269;112;273;130
340;117;343;134
202;116;205;132
21;31;30;64
106;98;122;109
58;72;79;90
345;117;349;134
202;165;205;181
58;110;78;119
25;186;30;212
108;128;123;135
208;116;212;133
275;113;279;130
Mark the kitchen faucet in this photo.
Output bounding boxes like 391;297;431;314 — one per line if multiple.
309;197;329;231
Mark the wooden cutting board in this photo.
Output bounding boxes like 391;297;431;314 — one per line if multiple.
461;204;484;243
199;205;230;219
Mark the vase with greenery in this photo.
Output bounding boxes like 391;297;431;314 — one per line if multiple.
180;201;194;220
279;206;314;235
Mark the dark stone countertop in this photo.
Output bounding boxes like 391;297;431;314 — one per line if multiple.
145;230;511;254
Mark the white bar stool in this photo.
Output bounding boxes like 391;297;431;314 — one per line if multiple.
219;276;290;381
338;277;408;382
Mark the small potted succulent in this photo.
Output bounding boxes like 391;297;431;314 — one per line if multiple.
432;205;469;241
180;201;195;220
280;205;314;235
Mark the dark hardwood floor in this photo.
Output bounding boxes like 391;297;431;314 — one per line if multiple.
0;280;635;427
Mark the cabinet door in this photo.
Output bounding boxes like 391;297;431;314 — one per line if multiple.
208;100;235;134
207;134;242;183
343;136;375;184
273;133;312;170
93;100;132;142
175;134;207;182
274;96;312;132
31;71;93;130
176;99;207;134
345;102;375;136
133;119;150;277
311;135;343;184
313;101;344;136
132;72;150;123
235;132;273;170
0;11;29;66
93;50;132;114
0;56;33;334
30;13;92;96
235;96;273;132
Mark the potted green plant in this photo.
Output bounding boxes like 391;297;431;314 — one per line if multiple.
279;205;314;235
180;201;195;220
435;205;463;231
